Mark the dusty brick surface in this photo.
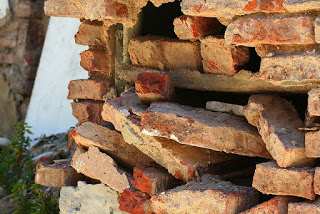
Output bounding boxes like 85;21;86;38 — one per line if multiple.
80;50;113;74
201;36;249;75
308;88;320;117
135;72;174;104
244;94;313;168
305;131;320;158
240;196;297;214
288;199;320;214
173;15;223;41
128;35;202;71
71;146;131;192
67;79;110;101
35;161;86;187
253;162;315;200
316;17;320;44
140;102;270;158
151;174;259;214
71;102;104;125
313;167;320;195
225;15;315;46
119;189;152;214
71;122;153;168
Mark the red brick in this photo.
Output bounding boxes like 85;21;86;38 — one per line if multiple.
288;200;320;214
71;102;104;125
173;15;223;41
80;50;113;74
201;36;249;75
68;79;110;101
119;189;152;214
35;161;86;187
135;72;174;104
261;0;286;12
225;15;315;46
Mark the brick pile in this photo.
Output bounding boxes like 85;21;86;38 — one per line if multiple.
35;0;320;213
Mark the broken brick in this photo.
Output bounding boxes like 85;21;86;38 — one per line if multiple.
80;50;113;74
313;167;320;195
71;102;104;125
119;189;152;214
308;88;320;117
305;131;320;158
288;199;320;214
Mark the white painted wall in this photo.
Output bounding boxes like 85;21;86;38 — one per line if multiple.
0;0;9;20
26;17;88;146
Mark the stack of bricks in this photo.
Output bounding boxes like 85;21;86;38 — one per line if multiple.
36;0;320;213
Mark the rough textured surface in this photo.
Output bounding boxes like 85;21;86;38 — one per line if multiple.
252;162;315;200
128;35;202;71
245;94;313;168
240;196;297;214
201;36;249;75
71;102;104;125
206;101;244;117
313;167;320;195
141;102;270;158
225;15;315;46
119;189;152;214
67;79;110;101
71;146;130;192
305;131;320;158
135;72;174;104
308;88;320;117
59;181;125;214
151;174;259;214
35;161;86;187
316;16;320;44
80;50;113;74
288;199;320;214
71;122;153;168
173;15;223;41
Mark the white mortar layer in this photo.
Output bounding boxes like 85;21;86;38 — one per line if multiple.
0;0;9;20
26;17;88;146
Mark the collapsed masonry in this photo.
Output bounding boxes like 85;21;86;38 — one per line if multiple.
35;0;320;213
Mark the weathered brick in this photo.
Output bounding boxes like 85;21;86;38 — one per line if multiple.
0;52;16;64
67;128;77;151
308;88;320;117
260;53;320;82
131;163;179;195
35;161;86;187
119;189;152;214
71;146;131;192
253;162;315;200
173;15;223;41
71;122;153;168
128;35;202;71
201;36;249;75
225;15;315;46
260;0;286;12
135;72;174;104
288;199;320;214
71;102;104;125
206;101;245;117
240;196;297;213
316;17;320;44
305;131;320;158
151;175;259;214
67;79;110;101
244;94;313;168
141;102;270;158
0;36;17;49
283;0;320;13
80;50;113;74
313;167;320;195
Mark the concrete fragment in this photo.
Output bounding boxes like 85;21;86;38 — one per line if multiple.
206;101;245;117
305;131;320;158
59;181;125;214
173;15;223;41
225;15;315;46
135;72;174;104
288;199;320;214
201;36;249;75
313;167;320;195
151;174;259;214
141;102;270;158
71;146;130;192
71;122;153;168
67;79;110;101
244;94;313;168
252;162;315;200
240;196;297;214
119;189;152;214
71;102;104;125
35;161;85;187
131;163;180;195
128;35;202;71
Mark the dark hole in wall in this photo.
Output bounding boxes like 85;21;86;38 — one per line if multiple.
242;47;261;73
141;1;183;38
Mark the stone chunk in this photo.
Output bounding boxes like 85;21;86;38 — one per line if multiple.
313;167;320;195
119;189;152;214
252;162;315;200
305;131;320;158
71;122;153;168
131;163;179;195
35;161;85;187
71;102;104;125
67;79;110;101
240;196;297;214
288;199;320;214
141;102;270;158
225;15;315;46
80;50;113;74
59;181;125;214
151;174;259;214
173;15;223;41
71;146;130;192
135;72;174;104
201;36;249;75
206;101;245;117
244;94;313;168
128;35;202;71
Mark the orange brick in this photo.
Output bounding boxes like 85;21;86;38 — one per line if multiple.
68;79;110;101
119;189;152;214
80;50;113;74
